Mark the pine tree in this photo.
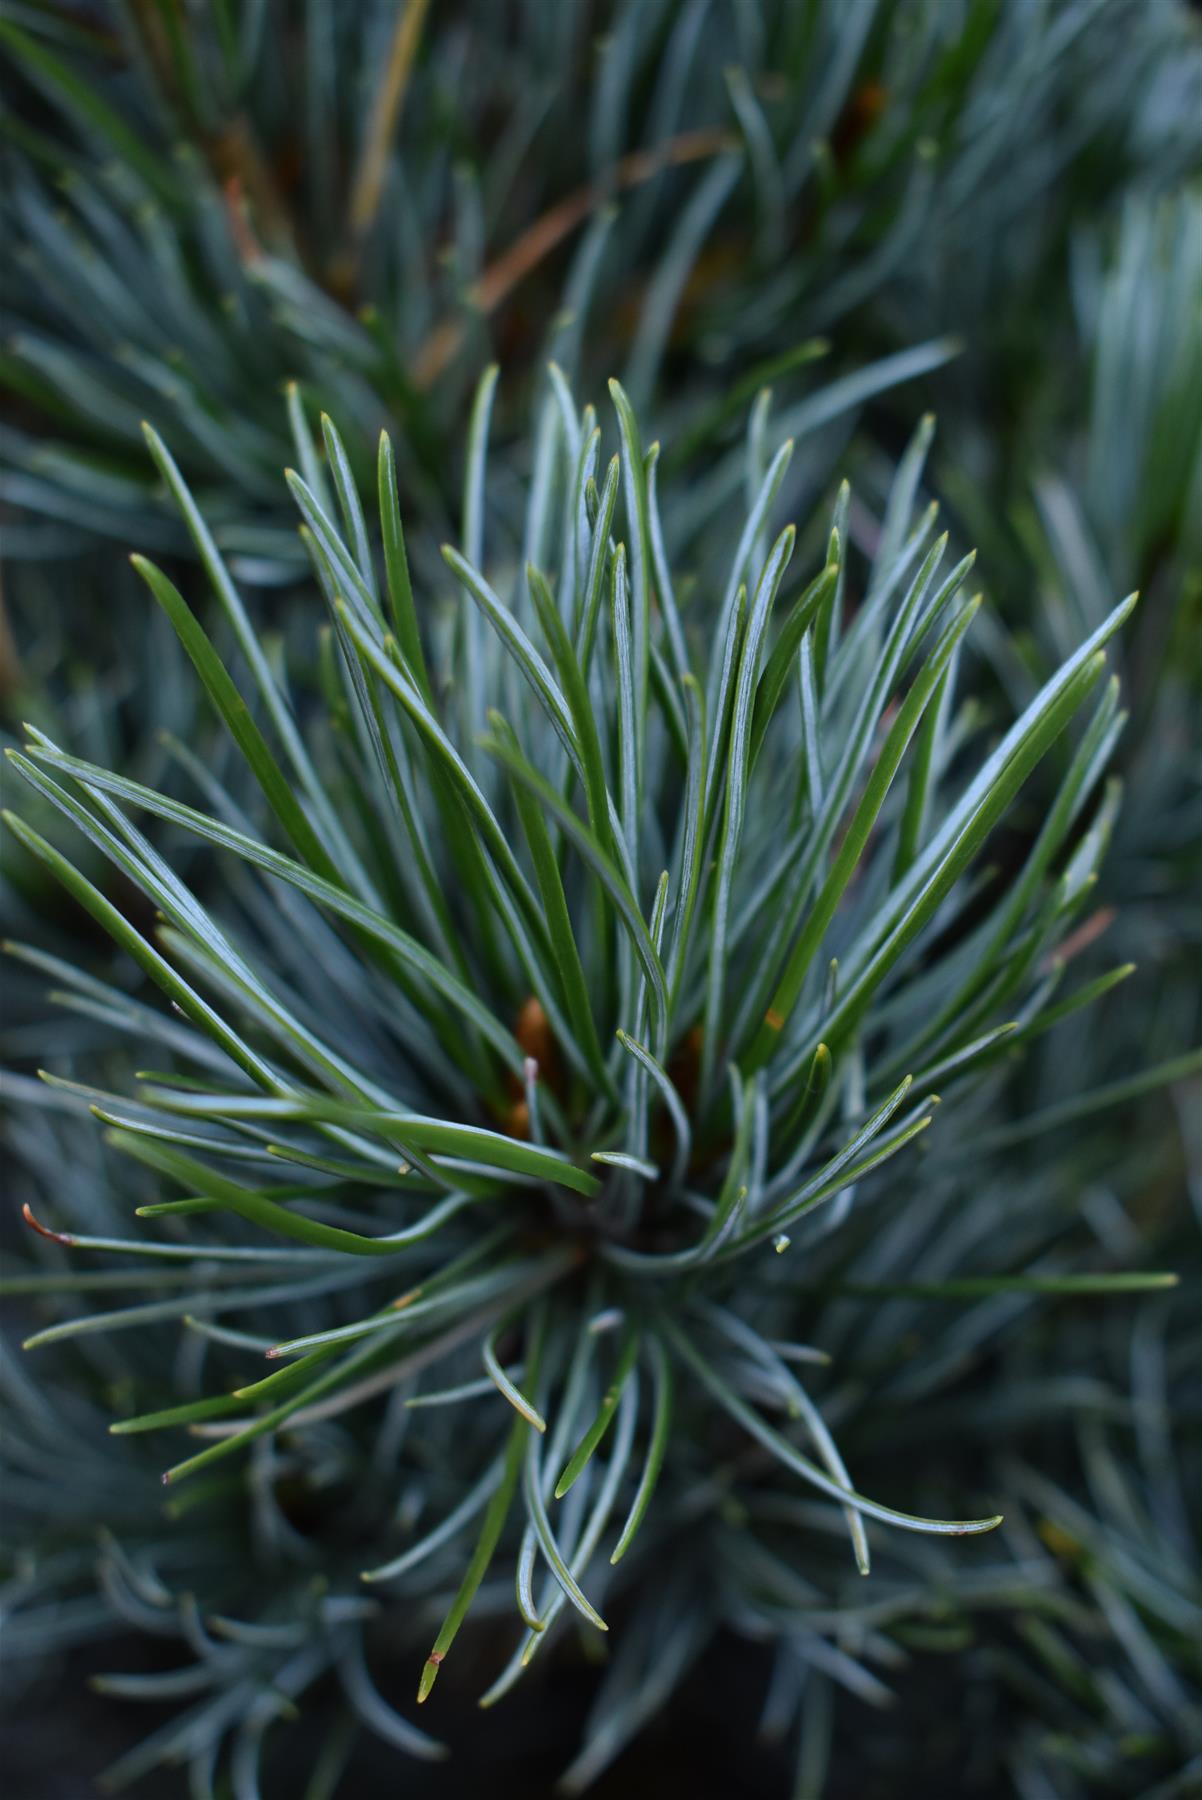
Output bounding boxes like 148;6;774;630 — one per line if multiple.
2;4;1199;1795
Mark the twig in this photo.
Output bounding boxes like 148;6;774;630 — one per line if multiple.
349;0;431;246
412;125;739;387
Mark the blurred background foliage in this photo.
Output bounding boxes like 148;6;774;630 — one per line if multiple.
1;3;1200;1796
2;0;1197;569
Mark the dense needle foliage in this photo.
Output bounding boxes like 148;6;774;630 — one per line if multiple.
3;0;1197;570
3;374;1185;1793
1;5;1199;1798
